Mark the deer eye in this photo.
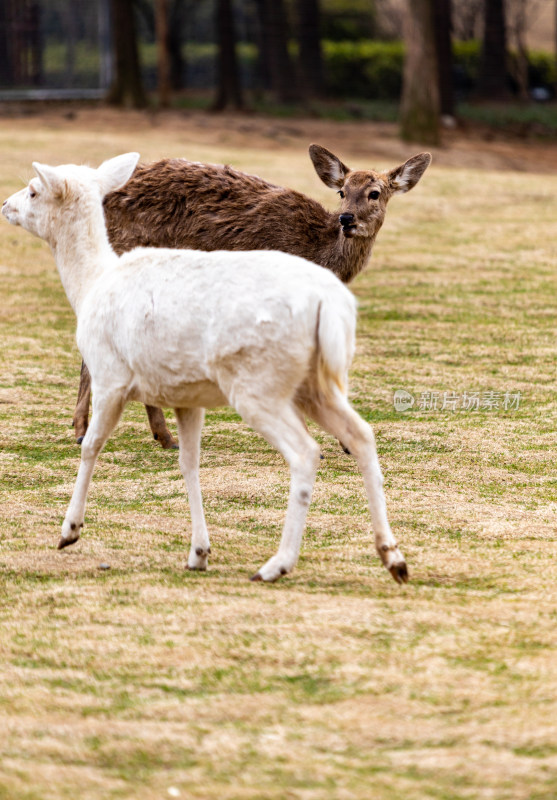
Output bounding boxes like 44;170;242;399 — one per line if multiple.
337;190;345;199
368;190;380;200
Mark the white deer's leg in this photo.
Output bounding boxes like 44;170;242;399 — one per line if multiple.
59;391;125;550
174;407;210;571
236;399;321;582
306;391;408;584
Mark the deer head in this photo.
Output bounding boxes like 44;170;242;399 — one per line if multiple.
309;144;431;239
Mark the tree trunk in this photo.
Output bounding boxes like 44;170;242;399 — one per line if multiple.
555;0;557;97
0;0;14;85
212;0;244;111
168;0;186;90
255;0;299;103
507;0;530;102
400;0;440;145
434;0;454;117
296;0;324;98
64;3;77;88
155;0;171;107
477;0;509;100
106;0;147;109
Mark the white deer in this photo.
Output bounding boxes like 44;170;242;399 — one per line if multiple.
2;153;408;584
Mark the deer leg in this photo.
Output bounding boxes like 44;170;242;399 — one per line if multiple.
145;405;178;449
59;390;125;550
174;407;210;571
304;391;407;584
234;398;320;582
73;360;91;444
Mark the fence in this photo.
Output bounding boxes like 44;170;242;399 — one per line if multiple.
0;0;235;100
0;0;115;99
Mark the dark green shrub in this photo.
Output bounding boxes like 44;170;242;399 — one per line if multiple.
322;39;555;102
323;40;403;99
527;49;557;89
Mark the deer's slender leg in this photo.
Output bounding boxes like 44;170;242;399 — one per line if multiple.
60;391;125;549
232;397;320;582
73;360;91;444
304;390;407;584
145;405;179;449
174;407;210;570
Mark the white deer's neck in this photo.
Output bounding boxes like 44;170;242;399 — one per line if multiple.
49;203;117;316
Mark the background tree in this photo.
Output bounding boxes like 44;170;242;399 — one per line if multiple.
168;0;186;90
400;0;440;145
155;0;171;106
296;0;324;97
0;0;43;87
255;0;300;103
477;0;510;99
107;0;147;108
212;0;244;110
507;0;544;101
434;0;454;117
451;0;482;40
62;2;77;88
0;0;13;85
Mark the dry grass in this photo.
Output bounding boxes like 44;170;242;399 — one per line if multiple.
0;108;556;800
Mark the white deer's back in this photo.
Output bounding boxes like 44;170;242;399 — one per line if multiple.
77;247;354;409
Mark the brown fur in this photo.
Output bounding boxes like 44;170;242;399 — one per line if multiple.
103;147;430;284
73;146;431;446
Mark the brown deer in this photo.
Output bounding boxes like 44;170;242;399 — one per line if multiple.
73;144;431;448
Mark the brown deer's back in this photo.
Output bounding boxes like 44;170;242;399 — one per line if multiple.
103;159;337;265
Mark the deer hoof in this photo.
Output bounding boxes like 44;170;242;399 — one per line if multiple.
160;437;179;450
251;557;291;582
187;546;210;571
58;535;79;550
389;562;409;584
74;419;88;443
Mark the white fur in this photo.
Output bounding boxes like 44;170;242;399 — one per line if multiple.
2;154;407;583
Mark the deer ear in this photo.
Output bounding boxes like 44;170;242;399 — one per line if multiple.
32;162;69;200
309;144;351;189
33;162;62;193
387;153;432;194
97;152;140;196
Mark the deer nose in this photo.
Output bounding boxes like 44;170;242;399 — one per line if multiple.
339;213;355;228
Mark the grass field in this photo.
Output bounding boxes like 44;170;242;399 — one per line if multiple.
0;108;556;800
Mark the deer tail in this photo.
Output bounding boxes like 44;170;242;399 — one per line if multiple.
315;287;357;399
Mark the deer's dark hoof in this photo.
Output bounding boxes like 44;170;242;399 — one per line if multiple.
389;562;409;584
187;546;210;570
155;433;179;450
73;419;88;444
58;535;79;550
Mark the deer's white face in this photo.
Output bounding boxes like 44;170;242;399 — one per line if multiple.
2;161;120;244
3;154;139;248
2;178;51;239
